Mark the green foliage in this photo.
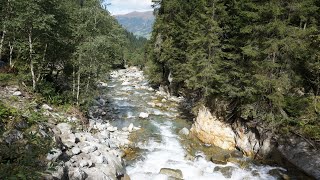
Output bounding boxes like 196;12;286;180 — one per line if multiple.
0;131;52;179
147;0;320;140
0;101;53;179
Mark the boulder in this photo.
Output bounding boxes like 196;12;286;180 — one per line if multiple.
211;155;227;165
277;136;320;179
160;168;183;179
68;168;87;180
56;123;72;134
190;105;236;150
72;147;81;155
213;166;236;178
139;112;149;119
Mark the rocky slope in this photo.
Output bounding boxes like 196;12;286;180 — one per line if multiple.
0;84;140;179
190;105;320;179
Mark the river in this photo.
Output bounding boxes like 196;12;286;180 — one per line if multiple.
101;67;302;180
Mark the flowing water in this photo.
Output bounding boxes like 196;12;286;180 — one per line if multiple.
102;68;300;180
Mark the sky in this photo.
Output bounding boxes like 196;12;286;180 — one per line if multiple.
106;0;153;15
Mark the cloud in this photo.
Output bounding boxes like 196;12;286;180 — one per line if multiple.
106;0;153;15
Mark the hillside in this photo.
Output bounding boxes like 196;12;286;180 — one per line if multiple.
115;11;155;39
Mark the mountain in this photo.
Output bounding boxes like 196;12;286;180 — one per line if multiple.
115;11;155;39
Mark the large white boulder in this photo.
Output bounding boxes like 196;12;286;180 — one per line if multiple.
190;105;236;150
139;112;149;119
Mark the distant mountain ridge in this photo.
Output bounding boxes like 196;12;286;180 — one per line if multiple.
115;11;154;39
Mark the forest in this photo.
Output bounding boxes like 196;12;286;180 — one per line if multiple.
147;0;320;140
0;0;145;107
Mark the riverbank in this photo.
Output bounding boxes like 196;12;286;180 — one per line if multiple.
0;82;137;179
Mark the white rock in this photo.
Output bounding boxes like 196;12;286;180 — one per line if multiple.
13;91;22;96
82;145;97;154
122;127;128;131
42;104;53;111
179;127;190;136
79;160;89;167
139;112;149;119
56;123;72;134
100;130;110;139
147;102;156;107
98;81;108;88
46;148;62;161
107;126;117;132
161;99;167;103
69;168;87;180
121;81;131;86
128;123;134;132
92;155;105;164
72;147;81;155
133;127;141;131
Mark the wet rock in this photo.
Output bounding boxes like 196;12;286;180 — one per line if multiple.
214;166;236;178
195;151;206;161
160;168;183;179
190;105;236;150
268;169;289;180
184;153;194;161
211;155;228;165
230;150;243;158
139;112;149;119
179;127;189;136
251;170;260;177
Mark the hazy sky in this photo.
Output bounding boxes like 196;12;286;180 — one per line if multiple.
107;0;153;15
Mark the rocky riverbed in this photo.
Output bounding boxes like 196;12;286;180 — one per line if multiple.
94;67;312;180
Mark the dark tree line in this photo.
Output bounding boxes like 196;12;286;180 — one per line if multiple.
147;0;320;139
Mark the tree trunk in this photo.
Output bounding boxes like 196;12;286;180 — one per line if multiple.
9;41;13;68
73;65;75;97
0;24;6;60
76;69;81;106
29;30;36;90
37;43;48;82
